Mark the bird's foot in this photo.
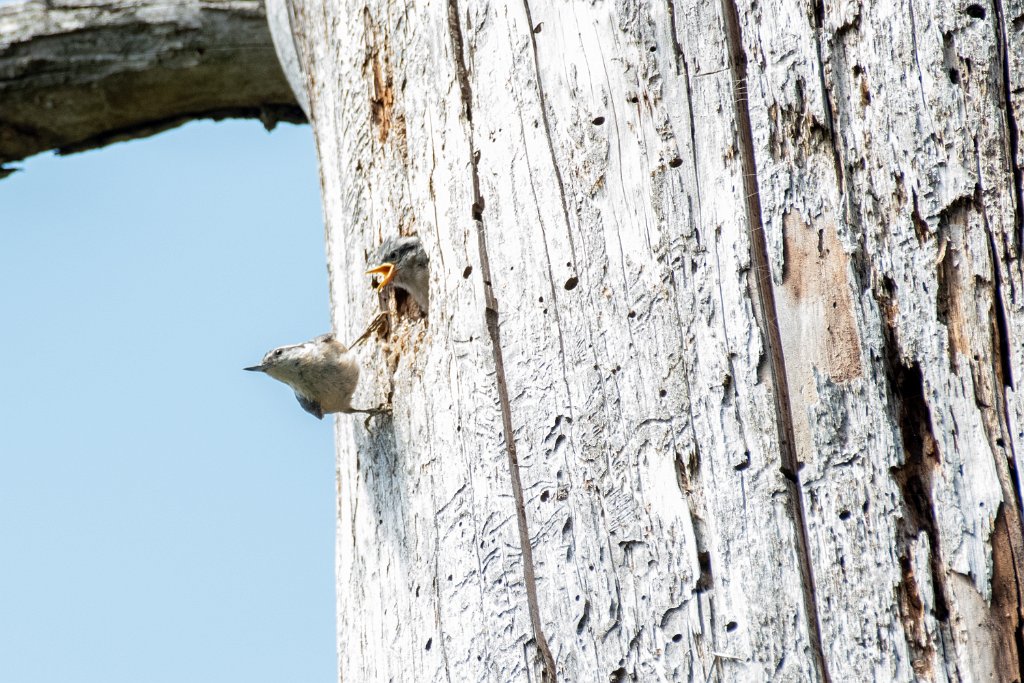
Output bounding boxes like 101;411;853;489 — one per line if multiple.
348;402;392;429
360;403;392;429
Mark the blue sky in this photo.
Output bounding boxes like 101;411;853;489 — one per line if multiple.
0;120;336;682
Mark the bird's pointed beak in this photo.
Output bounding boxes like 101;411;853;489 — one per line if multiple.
366;263;396;290
244;365;266;372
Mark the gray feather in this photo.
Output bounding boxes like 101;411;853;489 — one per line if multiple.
294;392;324;419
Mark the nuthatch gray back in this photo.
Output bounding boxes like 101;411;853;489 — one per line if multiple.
245;319;388;419
366;236;430;312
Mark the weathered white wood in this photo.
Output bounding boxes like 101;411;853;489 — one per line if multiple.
460;1;822;679
283;0;1024;679
286;2;543;679
5;0;1020;679
0;0;302;173
734;0;1024;678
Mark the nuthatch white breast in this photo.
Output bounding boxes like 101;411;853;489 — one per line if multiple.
366;236;430;312
245;317;388;419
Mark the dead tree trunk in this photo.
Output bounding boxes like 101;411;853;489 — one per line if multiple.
6;0;1019;679
282;0;1024;680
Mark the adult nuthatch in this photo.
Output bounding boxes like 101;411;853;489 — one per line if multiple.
245;318;388;419
366;236;430;312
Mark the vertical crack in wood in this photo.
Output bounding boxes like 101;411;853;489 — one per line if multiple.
680;58;703;228
810;0;845;193
993;0;1024;252
519;0;577;265
989;248;1015;391
664;0;684;76
719;0;830;679
886;360;952;625
664;0;705;228
879;256;1012;676
974;160;1024;676
446;1;558;679
984;229;1024;678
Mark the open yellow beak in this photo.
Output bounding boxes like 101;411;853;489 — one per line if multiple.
366;263;396;290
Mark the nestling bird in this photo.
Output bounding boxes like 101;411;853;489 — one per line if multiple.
245;317;389;419
366;236;430;312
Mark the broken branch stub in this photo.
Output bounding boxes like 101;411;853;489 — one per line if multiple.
0;0;304;174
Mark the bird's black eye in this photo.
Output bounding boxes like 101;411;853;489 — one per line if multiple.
273;349;283;357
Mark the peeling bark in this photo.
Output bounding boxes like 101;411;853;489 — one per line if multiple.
0;0;303;174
